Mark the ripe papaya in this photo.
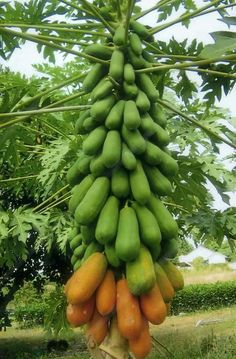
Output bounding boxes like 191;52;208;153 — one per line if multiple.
105;243;122;268
66;295;95;327
96;270;116;316
121;143;137;171
122;125;146;155
144;164;173;196
116;278;142;339
126;245;156;295
147;193;178;240
109;49;124;82
124;63;135;84
136;90;150;113
84;43;112;60
124;100;141;130
130;20;150;39
137;73;159;102
74;177;110;225
95;196;119;244
90;95;116;123
140;283;167;325
115;207;140;262
129;32;142;55
82;63;107;93
86;309;109;345
132;202;161;248
102;130;121;168
82;126;107;156
111;167;130;198
154;262;175;303
113;25;126;46
129;161;150;205
105;100;125;130
129;316;152;359
66;252;107;304
159;259;184;291
68;174;94;214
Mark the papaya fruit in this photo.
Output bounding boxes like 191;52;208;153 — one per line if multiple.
136;90;151;113
74;177;110;225
70;234;83;251
126;245;156;295
150;103;167;128
161;238;179;259
140;283;167;325
68;174;94;214
66;252;107;304
95;196;119;244
86;309;109;345
129;32;142;55
82;63;107;93
84;43;112;60
105;243;123;268
121;143;137;171
159;259;184;291
124;63;135;84
83;126;107;156
132;202;161;248
137;73;159;102
129;161;150;205
66;295;95;326
158;151;179;177
151;122;170;146
71;253;79;266
122;124;146;155
147;193;178;240
73;259;82;271
102;130;121;168
123;81;138;98
127;47;148;69
81;224;96;245
105;100;125;130
111;166;130;198
116;278;142;340
144;164;173;196
75;110;90;134
129;316;152;359
92;78;113;101
130;20;150;39
109;49;124;82
96;270;116;316
139;112;156;137
124;100;141;130
66;161;84;187
82;241;103;262
74;243;87;258
90;95;116;123
142;141;164;166
115;207;140;262
113;25;126;46
154;262;175;302
76;155;92;175
89;153;106;177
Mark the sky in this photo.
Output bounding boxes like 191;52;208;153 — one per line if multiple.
1;0;236;210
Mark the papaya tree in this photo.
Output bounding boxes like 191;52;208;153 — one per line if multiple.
0;0;236;357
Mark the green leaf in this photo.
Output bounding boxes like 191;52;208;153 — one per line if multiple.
199;32;236;59
219;17;236;26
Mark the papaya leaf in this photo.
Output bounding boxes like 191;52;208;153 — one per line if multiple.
199;31;236;59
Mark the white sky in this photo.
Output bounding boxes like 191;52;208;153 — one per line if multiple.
1;0;236;210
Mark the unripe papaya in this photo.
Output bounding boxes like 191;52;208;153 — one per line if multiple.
124;63;135;84
109;49;124;82
124;100;141;130
82;63;107;93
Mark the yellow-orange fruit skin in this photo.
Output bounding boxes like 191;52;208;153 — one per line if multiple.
96;269;116;316
140;283;167;325
66;295;95;327
116;278;142;340
85;309;109;345
154;262;175;303
129;316;152;359
66;252;107;304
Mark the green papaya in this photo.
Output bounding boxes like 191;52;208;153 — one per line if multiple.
109;49;124;82
127;47;148;69
82;63;107;93
105;243;122;268
142;141;164;166
70;234;83;251
95;196;119;244
81;224;96;245
92;79;113;101
73;259;82;271
144;165;173;196
74;177;110;225
83;116;97;132
105;100;125;130
129;33;142;55
136;90;150;113
82;241;104;262
124;63;135;84
90;153;106;177
66;159;83;187
130;20;150;39
139;113;156;137
126;245;156;295
123;100;141;130
90;95;116;123
147;193;178;240
102;130;121;168
121;125;146;155
74;243;87;258
161;238;179;259
113;25;126;46
71;253;79;266
82;126;107;156
115;207;140;262
159;259;184;291
84;43;112;60
158;151;179;177
129;161;150;205
75;110;90;134
68;174;94;214
123;81;138;98
121;143;137;171
111;166;130;198
150;103;167;128
151;123;170;146
137;73;159;102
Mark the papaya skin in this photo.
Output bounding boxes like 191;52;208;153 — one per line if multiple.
96;270;116;316
129;316;152;359
140;283;167;325
66;295;95;327
85;309;109;345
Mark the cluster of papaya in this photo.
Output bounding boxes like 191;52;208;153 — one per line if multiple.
65;252;183;358
65;20;184;358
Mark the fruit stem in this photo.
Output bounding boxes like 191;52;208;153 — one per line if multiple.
38;193;72;213
33;185;70;212
157;99;236;150
0;175;38;183
124;0;135;45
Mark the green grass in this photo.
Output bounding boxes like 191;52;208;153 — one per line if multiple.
1;306;236;358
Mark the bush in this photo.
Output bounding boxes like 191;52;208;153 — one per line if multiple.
14;303;47;328
172;280;236;315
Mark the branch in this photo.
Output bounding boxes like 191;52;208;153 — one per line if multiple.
125;0;135;44
45;91;86;109
157;99;236;150
39;193;71;213
0;23;108;36
0;27;109;64
33;185;70;212
32;33;89;47
62;0;115;34
149;0;221;35
136;54;236;74
185;67;236;81
116;0;122;21
0;175;38;183
133;0;175;20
